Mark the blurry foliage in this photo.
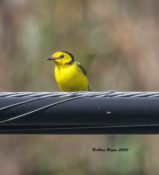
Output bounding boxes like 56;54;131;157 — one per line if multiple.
0;0;159;174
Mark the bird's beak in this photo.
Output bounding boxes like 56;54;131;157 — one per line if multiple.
47;56;61;61
47;56;54;61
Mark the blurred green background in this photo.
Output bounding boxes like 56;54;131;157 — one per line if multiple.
0;0;159;174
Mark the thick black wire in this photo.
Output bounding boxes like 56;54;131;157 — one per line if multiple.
0;91;159;125
0;92;109;124
0;123;159;133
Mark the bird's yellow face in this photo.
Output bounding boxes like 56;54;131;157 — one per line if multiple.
47;51;74;65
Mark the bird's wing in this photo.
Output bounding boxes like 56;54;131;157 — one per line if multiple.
76;62;91;91
76;62;87;76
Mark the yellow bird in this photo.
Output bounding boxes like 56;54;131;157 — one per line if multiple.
47;51;90;92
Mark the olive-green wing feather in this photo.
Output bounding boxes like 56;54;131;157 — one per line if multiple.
76;62;87;75
76;62;91;91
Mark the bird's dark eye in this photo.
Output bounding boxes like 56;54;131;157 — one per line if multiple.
60;55;64;58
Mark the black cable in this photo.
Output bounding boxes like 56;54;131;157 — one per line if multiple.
0;91;159;134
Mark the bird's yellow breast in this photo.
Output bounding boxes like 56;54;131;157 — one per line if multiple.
54;62;89;91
